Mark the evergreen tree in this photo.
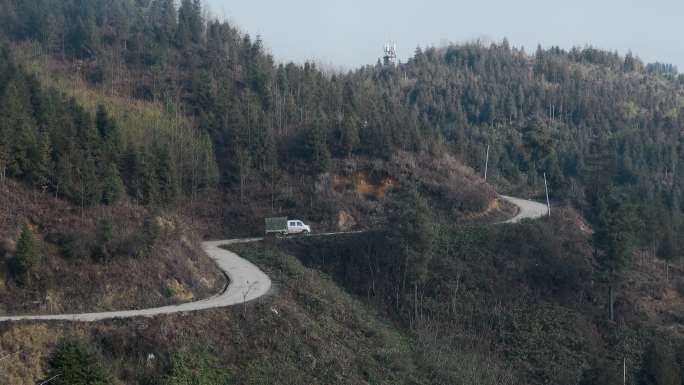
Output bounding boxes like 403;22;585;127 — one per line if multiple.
385;186;435;287
12;224;38;281
27;130;52;188
67;0;98;58
140;149;160;206
657;221;679;280
521;115;552;171
150;0;177;45
101;163;124;205
306;124;331;174
592;190;637;321
340;114;360;157
161;347;232;385
48;338;110;385
176;0;203;47
155;145;179;205
639;339;682;385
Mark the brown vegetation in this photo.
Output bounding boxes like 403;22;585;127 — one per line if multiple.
0;180;225;315
192;150;504;239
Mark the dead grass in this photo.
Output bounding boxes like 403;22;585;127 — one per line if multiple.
0;324;57;385
621;252;684;337
0;180;225;315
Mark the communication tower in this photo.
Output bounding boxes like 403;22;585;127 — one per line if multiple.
383;41;397;66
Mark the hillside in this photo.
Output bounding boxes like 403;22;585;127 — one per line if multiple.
1;241;443;385
0;0;684;384
279;209;684;385
0;180;225;315
2;210;682;384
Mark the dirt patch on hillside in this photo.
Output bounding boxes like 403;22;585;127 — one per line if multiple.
196;151;500;237
332;171;396;200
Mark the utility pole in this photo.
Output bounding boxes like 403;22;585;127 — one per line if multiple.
543;172;551;217
484;144;490;181
623;357;626;385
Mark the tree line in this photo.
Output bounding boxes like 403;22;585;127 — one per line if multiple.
0;43;213;208
1;0;683;245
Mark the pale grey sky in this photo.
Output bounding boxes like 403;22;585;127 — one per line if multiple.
205;0;682;71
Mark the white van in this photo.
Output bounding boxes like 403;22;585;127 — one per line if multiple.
286;220;311;235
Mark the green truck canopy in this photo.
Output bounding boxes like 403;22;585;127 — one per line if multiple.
265;217;288;233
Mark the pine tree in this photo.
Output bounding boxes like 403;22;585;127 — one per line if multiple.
657;221;679;281
150;0;177;44
155;145;179;206
385;186;435;290
306;124;331;174
67;0;98;58
521;115;552;171
101;163;124;205
340;114;360;157
176;0;203;47
27;130;52;189
141;149;160;206
592;190;637;321
13;224;38;280
48;338;110;385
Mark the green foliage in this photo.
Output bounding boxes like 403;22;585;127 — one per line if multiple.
657;223;680;263
277;214;596;385
12;223;38;278
384;186;435;285
160;347;232;385
102;163;124;205
305;124;331;174
48;337;111;385
592;191;638;283
639;339;682;385
340;114;360;156
2;2;683;241
228;243;425;385
521;115;553;169
91;218;114;261
0;41;215;208
136;215;162;257
507;304;590;385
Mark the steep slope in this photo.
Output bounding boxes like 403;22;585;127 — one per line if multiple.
0;180;225;316
0;242;446;385
280;209;684;385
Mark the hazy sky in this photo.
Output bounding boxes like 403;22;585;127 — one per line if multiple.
204;0;682;71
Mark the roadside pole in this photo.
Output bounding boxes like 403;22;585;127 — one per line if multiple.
543;172;551;217
484;144;490;181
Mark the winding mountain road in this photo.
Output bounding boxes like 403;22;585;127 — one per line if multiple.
500;195;549;223
0;196;548;322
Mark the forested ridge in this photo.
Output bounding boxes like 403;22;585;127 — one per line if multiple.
2;0;684;232
1;1;684;384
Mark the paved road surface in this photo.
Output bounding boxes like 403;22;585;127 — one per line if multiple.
0;198;548;322
500;195;549;223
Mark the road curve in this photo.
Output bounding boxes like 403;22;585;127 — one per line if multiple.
500;195;549;223
0;198;548;322
0;238;270;322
